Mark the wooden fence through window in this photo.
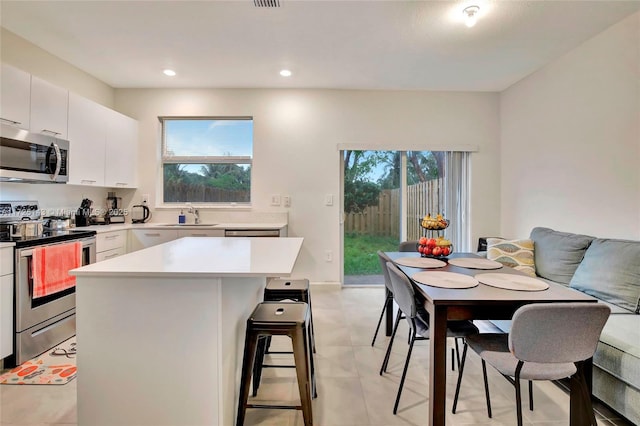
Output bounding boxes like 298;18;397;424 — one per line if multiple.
344;178;443;239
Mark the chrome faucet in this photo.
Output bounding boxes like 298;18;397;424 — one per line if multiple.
188;206;200;224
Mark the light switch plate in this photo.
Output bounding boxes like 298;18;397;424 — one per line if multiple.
283;195;291;207
271;194;281;206
325;194;333;206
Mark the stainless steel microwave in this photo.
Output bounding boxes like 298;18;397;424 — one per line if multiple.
0;123;69;183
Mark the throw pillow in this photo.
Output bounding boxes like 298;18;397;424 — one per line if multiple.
486;238;536;277
529;227;595;285
569;238;640;313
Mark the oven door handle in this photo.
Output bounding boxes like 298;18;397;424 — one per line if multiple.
19;249;35;257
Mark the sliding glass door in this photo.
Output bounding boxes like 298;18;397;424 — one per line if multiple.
342;150;454;285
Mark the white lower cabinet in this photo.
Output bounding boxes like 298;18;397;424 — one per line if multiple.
96;230;128;262
177;229;224;238
1;247;14;359
129;230;178;252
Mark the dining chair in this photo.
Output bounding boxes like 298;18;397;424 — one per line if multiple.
452;302;610;426
382;261;478;414
398;240;418;252
371;251;394;346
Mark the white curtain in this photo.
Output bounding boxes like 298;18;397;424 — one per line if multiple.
444;151;471;252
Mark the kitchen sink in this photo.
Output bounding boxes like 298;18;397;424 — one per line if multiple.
161;223;218;227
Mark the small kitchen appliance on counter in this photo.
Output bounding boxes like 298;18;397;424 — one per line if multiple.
131;203;151;223
44;215;71;230
105;191;125;224
75;198;92;227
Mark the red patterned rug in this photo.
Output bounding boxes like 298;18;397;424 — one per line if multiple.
0;336;76;385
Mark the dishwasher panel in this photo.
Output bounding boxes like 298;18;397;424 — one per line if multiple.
224;229;281;237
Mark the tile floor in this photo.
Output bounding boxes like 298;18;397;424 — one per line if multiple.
0;285;633;426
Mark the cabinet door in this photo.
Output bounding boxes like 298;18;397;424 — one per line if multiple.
67;93;107;186
105;110;138;188
30;75;68;138
129;230;178;252
96;247;126;262
0;63;31;129
177;229;224;238
97;230;127;253
0;274;13;359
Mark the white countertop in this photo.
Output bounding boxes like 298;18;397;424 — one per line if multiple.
78;222;287;233
71;237;303;278
0;242;15;248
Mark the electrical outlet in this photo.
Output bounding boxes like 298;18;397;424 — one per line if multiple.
283;195;291;207
325;194;333;206
142;194;149;204
271;194;281;206
324;250;333;262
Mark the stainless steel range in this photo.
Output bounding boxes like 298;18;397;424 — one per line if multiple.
0;201;96;366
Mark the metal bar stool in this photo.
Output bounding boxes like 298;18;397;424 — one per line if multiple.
237;301;316;426
252;278;317;397
263;278;316;353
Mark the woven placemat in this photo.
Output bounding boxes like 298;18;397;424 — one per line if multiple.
394;257;447;269
475;273;549;291
447;257;503;270
411;271;478;289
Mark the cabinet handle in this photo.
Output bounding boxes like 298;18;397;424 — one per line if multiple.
41;129;62;136
192;234;207;237
81;179;96;185
104;253;120;259
105;235;118;240
144;233;161;237
0;117;21;125
115;182;128;187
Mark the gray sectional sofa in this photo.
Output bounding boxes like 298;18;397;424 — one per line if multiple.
520;227;639;424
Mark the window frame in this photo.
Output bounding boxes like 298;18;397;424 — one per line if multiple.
159;116;253;208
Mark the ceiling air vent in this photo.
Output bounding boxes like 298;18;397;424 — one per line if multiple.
254;0;280;7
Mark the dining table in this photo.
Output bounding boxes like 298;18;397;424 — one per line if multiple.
384;251;599;426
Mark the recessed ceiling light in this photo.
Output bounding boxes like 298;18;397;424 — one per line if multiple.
279;69;292;77
163;69;176;77
463;5;480;28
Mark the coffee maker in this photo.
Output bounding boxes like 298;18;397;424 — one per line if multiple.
105;192;125;224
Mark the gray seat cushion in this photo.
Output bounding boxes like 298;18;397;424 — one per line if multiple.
530;227;595;285
466;333;577;381
594;314;640;390
569;238;640;313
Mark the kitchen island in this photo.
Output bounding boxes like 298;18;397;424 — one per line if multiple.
70;236;304;426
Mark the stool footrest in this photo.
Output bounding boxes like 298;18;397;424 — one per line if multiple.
266;350;294;354
263;364;295;368
246;403;302;410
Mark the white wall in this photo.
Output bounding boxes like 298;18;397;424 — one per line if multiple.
115;89;500;283
500;12;640;240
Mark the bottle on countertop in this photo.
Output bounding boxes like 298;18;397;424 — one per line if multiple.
179;209;186;224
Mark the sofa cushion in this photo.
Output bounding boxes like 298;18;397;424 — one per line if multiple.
569;238;640;313
486;238;536;277
594;314;640;390
529;227;595;285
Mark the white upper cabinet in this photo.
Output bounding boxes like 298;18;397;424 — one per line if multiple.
30;75;69;139
105;109;138;188
0;63;31;130
67;92;107;186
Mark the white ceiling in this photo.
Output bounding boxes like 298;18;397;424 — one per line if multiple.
1;1;639;91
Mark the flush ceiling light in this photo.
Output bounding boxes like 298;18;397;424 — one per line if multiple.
279;69;292;77
163;69;176;76
463;5;480;28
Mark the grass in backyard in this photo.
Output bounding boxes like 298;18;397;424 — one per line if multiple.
344;234;400;275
